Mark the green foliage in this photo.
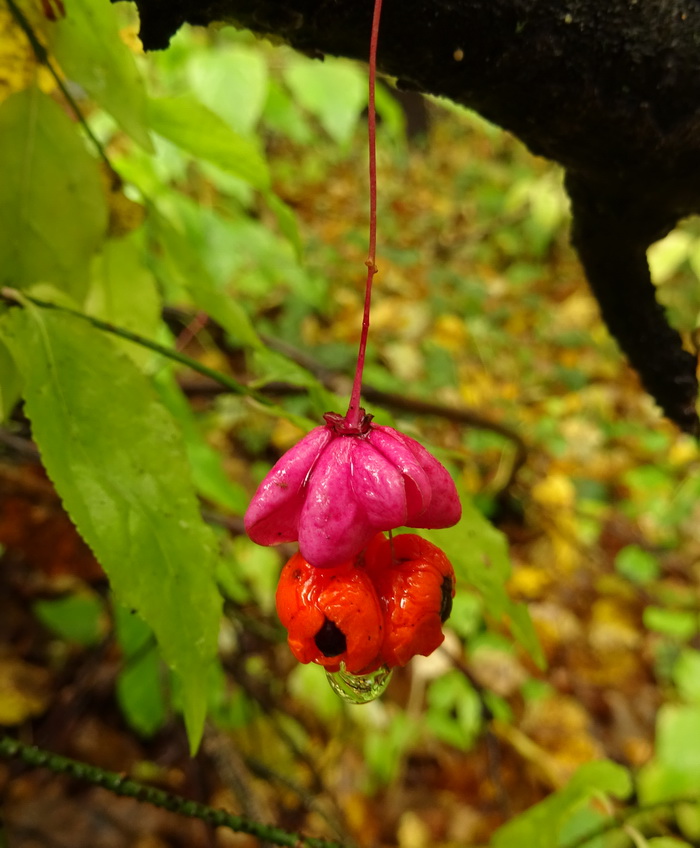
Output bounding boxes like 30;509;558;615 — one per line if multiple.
6;7;694;845
615;545;660;584
186;46;269;136
114;604;168;738
0;87;107;296
148;95;270;189
672;649;700;703
34;593;106;646
0;304;221;750
0;339;20;422
49;0;153;150
363;711;418;786
87;233;162;365
643;607;697;641
283;56;366;145
491;760;632;848
638;704;700;803
423;493;545;668
426;670;482;750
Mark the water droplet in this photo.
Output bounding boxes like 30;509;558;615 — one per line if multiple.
325;664;393;704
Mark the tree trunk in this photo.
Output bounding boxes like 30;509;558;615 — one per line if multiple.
132;0;700;433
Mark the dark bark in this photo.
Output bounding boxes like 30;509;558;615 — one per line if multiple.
131;0;700;433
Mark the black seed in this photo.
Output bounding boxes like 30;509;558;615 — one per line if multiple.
314;618;347;657
440;576;454;623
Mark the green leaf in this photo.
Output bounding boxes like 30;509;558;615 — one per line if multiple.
49;0;153;151
491;760;632;848
0;305;222;751
373;82;408;142
615;544;660;584
264;191;303;263
654;704;700;772
648;230;693;284
364;712;418;786
33;593;105;646
230;537;279;614
283;56;366;145
422;494;545;668
114;606;167;738
0;87;107;297
644;607;697;640
86;233;162;366
186;47;269;136
148;95;270;189
426;671;482;750
155;370;249;514
150;210;262;350
117;646;167;737
673;649;700;703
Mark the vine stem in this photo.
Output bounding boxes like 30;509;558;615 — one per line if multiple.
0;289;309;427
345;0;384;429
6;0;111;170
0;735;343;848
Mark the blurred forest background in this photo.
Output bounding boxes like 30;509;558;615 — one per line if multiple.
3;2;700;847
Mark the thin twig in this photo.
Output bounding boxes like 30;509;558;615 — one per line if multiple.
6;0;111;169
0;290;278;410
198;329;528;463
0;736;344;848
256;331;525;456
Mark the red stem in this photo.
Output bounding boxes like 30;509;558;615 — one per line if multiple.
345;0;383;430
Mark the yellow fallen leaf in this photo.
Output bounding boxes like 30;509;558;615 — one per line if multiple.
431;313;466;352
0;657;51;724
0;3;54;104
508;564;553;600
531;473;576;509
271;417;306;451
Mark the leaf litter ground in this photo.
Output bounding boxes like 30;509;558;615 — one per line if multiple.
2;98;700;847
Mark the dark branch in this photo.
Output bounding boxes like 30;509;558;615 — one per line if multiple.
130;0;700;431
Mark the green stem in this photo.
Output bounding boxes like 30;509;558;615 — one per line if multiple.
1;289;265;403
0;735;343;848
562;794;700;848
6;0;112;170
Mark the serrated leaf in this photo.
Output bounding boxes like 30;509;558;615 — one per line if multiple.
0;87;107;297
0;305;222;751
148;95;270;189
49;0;152;150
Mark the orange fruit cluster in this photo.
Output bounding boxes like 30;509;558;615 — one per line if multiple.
275;533;455;674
